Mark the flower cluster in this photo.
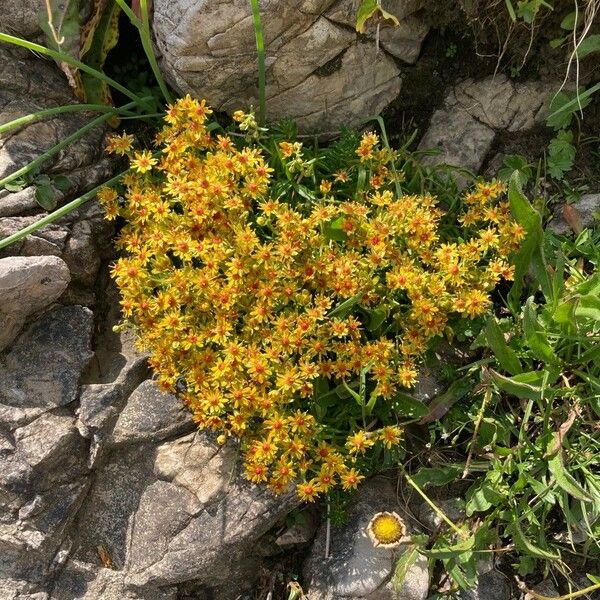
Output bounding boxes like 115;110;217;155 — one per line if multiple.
99;96;522;501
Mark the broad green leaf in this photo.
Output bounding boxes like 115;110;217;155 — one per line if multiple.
367;308;386;332
411;465;462;488
548;453;594;502
577;34;600;58
507;172;548;309
323;216;348;241
327;291;363;318
426;533;475;558
485;317;522;375
356;0;400;33
465;483;504;516
392;545;422;592
523;298;558;364
80;0;122;109
546;83;600;125
560;11;580;30
392;392;429;419
575;294;600;321
52;174;71;192
34;183;58;211
504;0;517;21
510;516;560;559
490;369;544;401
420;377;471;424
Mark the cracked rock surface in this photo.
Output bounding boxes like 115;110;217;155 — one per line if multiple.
153;0;429;132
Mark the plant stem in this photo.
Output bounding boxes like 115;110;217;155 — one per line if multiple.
0;104;138;135
399;465;467;539
138;0;173;104
0;33;150;110
0;100;138;188
0;171;127;251
250;0;266;126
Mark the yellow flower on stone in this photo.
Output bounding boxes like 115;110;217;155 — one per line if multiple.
367;511;408;548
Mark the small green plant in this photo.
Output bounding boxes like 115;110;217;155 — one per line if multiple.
398;174;600;594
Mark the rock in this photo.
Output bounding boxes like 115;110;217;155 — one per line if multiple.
0;217;68;259
417;497;465;532
531;579;560;598
0;187;39;218
458;570;512;600
448;76;555;132
548;194;600;235
276;508;320;548
13;410;84;475
125;434;299;589
418;108;495;179
111;380;193;447
374;552;429;600
0;255;70;351
304;476;427;599
51;559;178;600
153;0;424;132
0;306;94;428
0;577;48;600
0;47;104;185
70;443;158;568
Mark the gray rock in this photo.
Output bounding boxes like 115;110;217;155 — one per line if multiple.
531;579;560;598
419;108;495;179
0;306;94;428
304;476;427;600
153;0;420;132
0;187;39;218
70;443;158;569
111;381;193;447
13;411;84;475
0;255;70;351
458;570;512;600
0;217;68;259
374;552;429;600
0;47;104;186
449;75;556;132
548;194;600;235
0;577;48;600
125;434;299;589
51;559;177;600
417;497;465;532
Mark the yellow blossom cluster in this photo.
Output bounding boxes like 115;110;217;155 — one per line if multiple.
99;96;522;501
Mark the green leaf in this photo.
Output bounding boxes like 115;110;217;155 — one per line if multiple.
546;83;600;126
411;465;462;488
367;308;386;332
327;291;363;318
80;0;123;106
52;174;71;192
547;130;576;179
575;294;600;321
355;0;400;33
548;453;594;502
507;171;548;309
490;369;544;401
523;298;558;364
510;515;560;559
485;317;522;375
323;216;348;242
392;545;422;592
465;483;504;516
34;183;58;211
427;533;475;558
577;34;600;58
560;11;580;30
392;393;429;419
504;0;517;21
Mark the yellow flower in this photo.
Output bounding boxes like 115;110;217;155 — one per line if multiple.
131;150;157;174
367;512;408;548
